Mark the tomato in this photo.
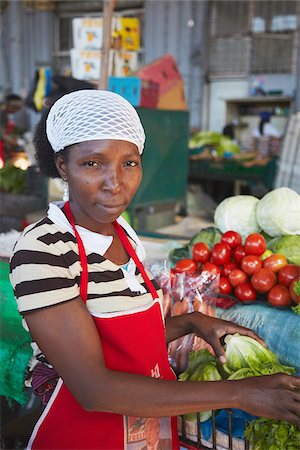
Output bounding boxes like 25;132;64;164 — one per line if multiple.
192;242;211;264
174;259;197;275
260;249;273;261
233;245;246;263
219;276;232;294
211;243;232;266
221;231;242;249
221;261;239;277
263;254;288;273
250;268;276;294
234;283;257;302
267;284;291;307
200;262;221;279
289;277;300;304
277;264;300;287
241;255;262;275
244;233;267;256
228;269;248;288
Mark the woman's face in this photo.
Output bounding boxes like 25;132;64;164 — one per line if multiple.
55;139;142;232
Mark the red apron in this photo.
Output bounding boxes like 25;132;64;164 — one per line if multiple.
27;202;179;450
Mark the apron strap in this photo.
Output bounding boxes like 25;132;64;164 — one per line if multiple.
63;202;158;302
113;220;159;300
64;201;89;302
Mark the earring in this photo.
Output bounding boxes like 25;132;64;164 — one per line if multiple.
63;181;69;202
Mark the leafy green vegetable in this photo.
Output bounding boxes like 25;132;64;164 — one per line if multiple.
292;303;300;315
179;350;222;422
244;418;300;450
256;187;300;237
188;226;222;251
168;244;190;268
188;131;240;157
0;162;27;194
268;235;300;265
223;334;295;376
214;195;260;240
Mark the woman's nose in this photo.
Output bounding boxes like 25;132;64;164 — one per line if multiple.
102;169;122;192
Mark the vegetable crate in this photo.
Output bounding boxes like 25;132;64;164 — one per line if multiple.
179;410;250;450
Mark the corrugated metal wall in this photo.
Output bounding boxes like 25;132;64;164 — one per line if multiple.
0;0;54;126
143;0;208;130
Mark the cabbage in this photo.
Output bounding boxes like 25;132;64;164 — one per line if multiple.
223;334;295;376
268;235;300;265
214;195;260;240
256;187;300;237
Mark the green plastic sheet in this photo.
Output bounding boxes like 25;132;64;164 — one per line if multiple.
0;261;32;405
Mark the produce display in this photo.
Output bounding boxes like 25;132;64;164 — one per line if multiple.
178;334;298;449
169;187;300;311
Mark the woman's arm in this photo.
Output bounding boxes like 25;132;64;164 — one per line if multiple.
24;301;300;426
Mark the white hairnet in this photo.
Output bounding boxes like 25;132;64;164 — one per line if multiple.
46;89;145;154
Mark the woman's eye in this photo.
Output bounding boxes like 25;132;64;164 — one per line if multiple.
125;160;138;167
84;161;99;167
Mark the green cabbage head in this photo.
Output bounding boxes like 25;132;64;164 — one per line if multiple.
214;195;260;241
256;187;300;237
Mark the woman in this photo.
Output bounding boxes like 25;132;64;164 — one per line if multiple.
252;111;281;138
10;90;299;450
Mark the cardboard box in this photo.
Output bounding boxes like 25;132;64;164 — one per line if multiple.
114;18;140;51
70;49;113;81
112;50;138;77
72;18;103;50
157;80;188;111
137;54;183;96
108;77;159;108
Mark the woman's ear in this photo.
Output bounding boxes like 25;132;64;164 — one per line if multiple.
54;154;67;181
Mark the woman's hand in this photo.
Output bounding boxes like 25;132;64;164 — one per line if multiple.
190;312;265;364
234;373;300;426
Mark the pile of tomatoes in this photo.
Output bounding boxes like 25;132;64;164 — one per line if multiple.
174;230;300;307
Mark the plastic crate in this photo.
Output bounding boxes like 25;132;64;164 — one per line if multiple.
137;54;183;96
179;410;250;450
108;76;159;108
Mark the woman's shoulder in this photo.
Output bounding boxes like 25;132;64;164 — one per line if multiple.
11;215;75;258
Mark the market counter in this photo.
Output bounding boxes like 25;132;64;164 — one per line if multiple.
189;157;278;195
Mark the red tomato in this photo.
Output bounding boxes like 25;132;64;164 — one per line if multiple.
241;255;262;275
267;284;291;307
244;233;267;256
200;262;221;279
233;245;246;263
174;259;197;275
278;265;300;287
234;283;257;302
192;242;211;264
219;276;232;294
250;268;276;294
221;231;242;249
263;254;288;273
221;261;239;277
290;277;300;304
211;243;232;266
228;269;248;288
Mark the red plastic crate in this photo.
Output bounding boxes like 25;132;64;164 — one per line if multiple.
137;54;183;96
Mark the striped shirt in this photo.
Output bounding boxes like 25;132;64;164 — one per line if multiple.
10;202;163;316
